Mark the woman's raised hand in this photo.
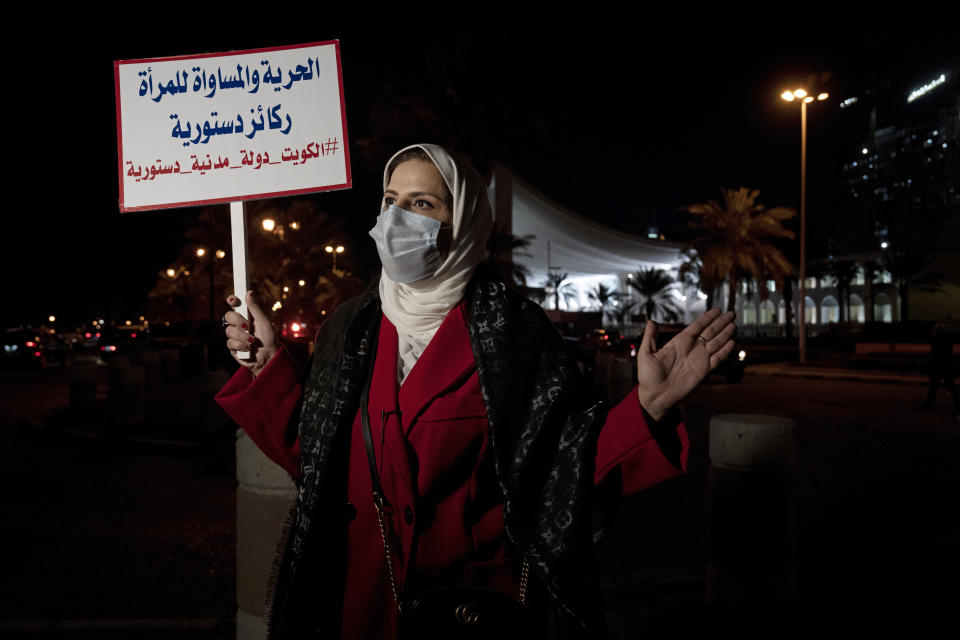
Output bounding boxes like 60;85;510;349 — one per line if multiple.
634;309;737;420
224;291;278;376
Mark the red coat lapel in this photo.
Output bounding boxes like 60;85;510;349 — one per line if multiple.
392;300;476;434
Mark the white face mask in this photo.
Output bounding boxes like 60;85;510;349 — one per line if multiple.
368;205;444;283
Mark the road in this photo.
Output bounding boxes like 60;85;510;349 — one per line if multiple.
598;374;960;639
1;367;958;638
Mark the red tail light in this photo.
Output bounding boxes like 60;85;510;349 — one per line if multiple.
26;341;35;347
34;351;42;357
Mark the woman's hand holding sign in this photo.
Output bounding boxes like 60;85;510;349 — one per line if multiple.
224;291;278;377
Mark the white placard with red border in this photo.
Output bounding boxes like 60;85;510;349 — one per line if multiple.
115;41;350;212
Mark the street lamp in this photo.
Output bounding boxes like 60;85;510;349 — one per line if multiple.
325;245;345;270
781;87;828;364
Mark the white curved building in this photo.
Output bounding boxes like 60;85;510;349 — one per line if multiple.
488;166;705;326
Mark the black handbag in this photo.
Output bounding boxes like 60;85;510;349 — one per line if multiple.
359;325;543;639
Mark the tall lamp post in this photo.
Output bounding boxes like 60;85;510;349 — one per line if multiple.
781;88;828;364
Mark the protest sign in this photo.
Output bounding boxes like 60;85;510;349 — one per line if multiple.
115;41;351;358
115;40;350;212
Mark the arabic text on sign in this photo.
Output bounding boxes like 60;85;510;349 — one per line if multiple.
124;138;340;182
138;57;322;103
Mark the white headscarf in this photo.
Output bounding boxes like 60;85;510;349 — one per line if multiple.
378;144;493;384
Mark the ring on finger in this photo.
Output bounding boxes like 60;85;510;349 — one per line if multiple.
696;335;707;346
221;314;230;327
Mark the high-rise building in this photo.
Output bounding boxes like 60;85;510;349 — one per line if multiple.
830;68;959;256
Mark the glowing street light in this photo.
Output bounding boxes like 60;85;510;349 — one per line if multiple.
780;87;829;364
262;218;276;232
166;268;176;277
216;250;226;259
48;315;56;322
325;245;345;270
196;248;206;257
298;279;306;287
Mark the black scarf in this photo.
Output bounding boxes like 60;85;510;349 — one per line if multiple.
266;265;610;639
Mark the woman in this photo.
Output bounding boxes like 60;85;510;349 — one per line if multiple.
217;144;737;639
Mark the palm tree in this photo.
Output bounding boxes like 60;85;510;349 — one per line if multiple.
627;267;682;323
683;187;796;315
823;259;860;323
587;283;623;326
862;258;882;323
677;247;719;310
485;223;535;287
781;271;797;339
543;270;578;310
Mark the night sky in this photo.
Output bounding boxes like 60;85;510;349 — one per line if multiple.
7;6;957;327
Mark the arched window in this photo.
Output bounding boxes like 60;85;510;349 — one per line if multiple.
742;299;758;325
820;295;839;324
805;296;816;324
874;292;894;322
849;294;865;323
759;299;776;324
778;299;787;324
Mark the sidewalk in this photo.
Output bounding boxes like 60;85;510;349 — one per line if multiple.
746;361;932;385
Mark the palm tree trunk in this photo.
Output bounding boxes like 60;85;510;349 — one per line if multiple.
727;277;737;316
783;284;794;340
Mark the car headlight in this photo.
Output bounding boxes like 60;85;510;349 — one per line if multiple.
738;350;746;362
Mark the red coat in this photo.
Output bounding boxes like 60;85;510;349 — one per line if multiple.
216;299;688;638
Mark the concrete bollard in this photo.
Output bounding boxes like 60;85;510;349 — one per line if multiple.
236;430;297;640
708;414;797;612
160;349;180;383
69;361;98;411
114;365;146;425
140;350;162;389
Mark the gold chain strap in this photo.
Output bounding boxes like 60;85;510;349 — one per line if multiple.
370;490;530;612
372;491;403;614
518;555;530;605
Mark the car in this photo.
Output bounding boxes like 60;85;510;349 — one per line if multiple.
2;328;45;371
96;326;149;360
279;320;313;341
40;333;71;367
